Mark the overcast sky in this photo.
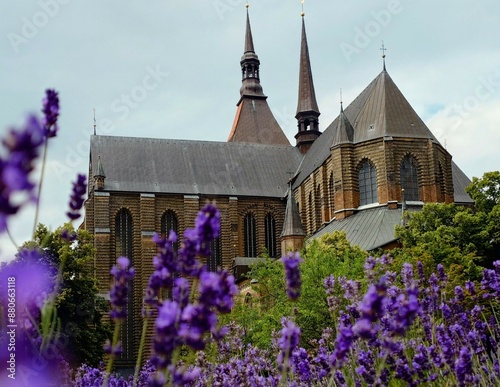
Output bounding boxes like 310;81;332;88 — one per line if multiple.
1;1;499;261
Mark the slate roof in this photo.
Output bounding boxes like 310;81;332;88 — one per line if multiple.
311;205;418;251
90;135;302;197
452;161;474;204
281;186;306;237
228;98;290;145
293;69;473;204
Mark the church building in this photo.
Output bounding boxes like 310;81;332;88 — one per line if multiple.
84;7;473;364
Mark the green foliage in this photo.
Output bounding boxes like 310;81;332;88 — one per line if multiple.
30;223;111;367
466;170;500;213
223;231;368;349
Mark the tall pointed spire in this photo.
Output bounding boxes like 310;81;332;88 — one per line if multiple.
239;5;264;98
228;5;290;146
294;10;321;154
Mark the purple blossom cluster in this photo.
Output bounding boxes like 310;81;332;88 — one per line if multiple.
282;251;303;300
146;203;238;385
66;173;87;220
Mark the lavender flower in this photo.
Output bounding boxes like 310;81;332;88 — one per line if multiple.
0;115;44;232
109;256;135;319
455;346;473;386
66;173;87;220
282;251;303;300
277;317;301;368
42;88;59;137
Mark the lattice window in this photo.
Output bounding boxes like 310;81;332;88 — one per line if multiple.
400;155;420;201
115;208;134;361
308;192;314;234
437;163;446;202
359;160;378;206
244;213;257;257
264;213;277;258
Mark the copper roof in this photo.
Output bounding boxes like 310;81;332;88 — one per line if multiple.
228;98;290;145
296;17;320;117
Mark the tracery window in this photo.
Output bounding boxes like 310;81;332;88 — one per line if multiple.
359;160;378;206
264;213;277;258
400;155;420;201
244;213;257;257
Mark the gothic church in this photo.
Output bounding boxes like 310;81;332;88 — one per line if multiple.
84;9;473;364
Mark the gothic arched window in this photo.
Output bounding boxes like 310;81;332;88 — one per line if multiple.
115;208;134;360
264;213;277;258
161;210;179;251
244;213;257;257
359;160;378;206
400;155;420;201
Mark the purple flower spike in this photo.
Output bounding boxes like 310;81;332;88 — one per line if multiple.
109;256;135;320
277;317;301;367
282;252;303;300
42;88;59;137
66;173;87;220
0;114;44;232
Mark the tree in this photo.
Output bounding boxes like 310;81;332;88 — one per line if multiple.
224;231;368;349
29;223;110;367
466;171;500;213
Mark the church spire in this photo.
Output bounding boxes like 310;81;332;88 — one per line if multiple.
228;5;290;146
294;9;321;154
239;5;264;98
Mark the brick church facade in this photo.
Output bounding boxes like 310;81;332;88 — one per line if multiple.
84;9;472;364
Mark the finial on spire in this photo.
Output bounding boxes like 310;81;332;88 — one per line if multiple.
93;108;96;135
246;1;249;9
340;88;343;112
380;41;387;71
301;0;305;17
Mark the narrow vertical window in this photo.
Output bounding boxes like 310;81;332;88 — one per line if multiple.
437;163;446;202
359;160;378;206
315;184;322;227
264;213;277;258
400;155;420;201
161;210;179;251
208;237;221;271
244;213;257;257
115;208;133;361
308;192;314;234
329;172;335;217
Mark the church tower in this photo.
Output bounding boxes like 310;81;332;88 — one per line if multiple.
294;12;321;154
227;5;290;146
